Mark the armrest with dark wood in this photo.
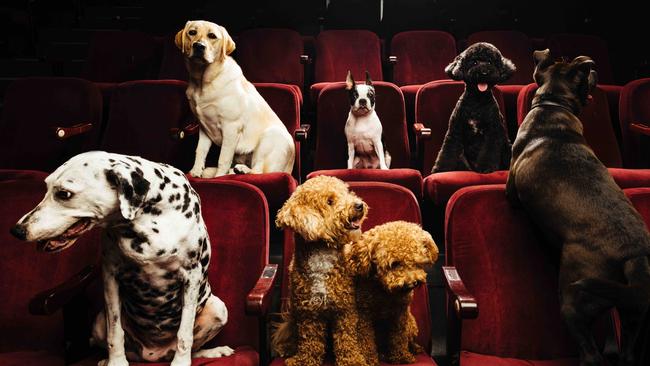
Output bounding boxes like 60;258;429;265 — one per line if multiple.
246;264;278;316
170;123;200;140
412;123;432;140
294;124;311;142
443;266;478;364
29;265;98;316
388;55;398;65
54;123;93;140
300;54;312;64
630;123;650;136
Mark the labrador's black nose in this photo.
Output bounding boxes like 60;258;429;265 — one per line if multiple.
192;42;206;52
10;224;27;240
354;202;364;212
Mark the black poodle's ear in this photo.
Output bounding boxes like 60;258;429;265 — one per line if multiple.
499;56;516;82
445;54;464;80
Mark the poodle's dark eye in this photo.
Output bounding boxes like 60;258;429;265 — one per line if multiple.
471;60;478;66
188;30;197;36
55;190;73;201
207;33;217;39
327;197;335;206
390;261;402;269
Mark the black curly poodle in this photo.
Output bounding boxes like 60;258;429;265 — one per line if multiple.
432;42;515;173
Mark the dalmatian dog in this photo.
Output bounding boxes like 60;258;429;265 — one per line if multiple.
11;151;234;366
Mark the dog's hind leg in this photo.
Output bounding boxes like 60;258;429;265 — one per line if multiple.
285;318;328;366
617;257;650;366
332;311;370;366
252;127;295;174
191;295;233;358
372;138;389;170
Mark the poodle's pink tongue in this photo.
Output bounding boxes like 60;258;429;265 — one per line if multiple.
478;83;488;92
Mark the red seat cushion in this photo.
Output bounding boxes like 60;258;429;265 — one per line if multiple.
270;352;437;366
308;168;423;200
74;346;258;366
460;351;578;366
391;31;457;86
0;351;65;366
619;78;650;168
424;170;509;206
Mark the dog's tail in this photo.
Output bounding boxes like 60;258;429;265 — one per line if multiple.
270;311;297;358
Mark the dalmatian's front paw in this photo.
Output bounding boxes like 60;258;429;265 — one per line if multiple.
97;356;129;366
188;167;204;178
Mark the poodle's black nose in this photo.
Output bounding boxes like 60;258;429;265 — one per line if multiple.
354;202;364;212
10;224;27;240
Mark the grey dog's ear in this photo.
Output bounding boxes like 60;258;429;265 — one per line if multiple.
105;164;150;220
533;49;553;69
445;53;464;80
499;56;516;82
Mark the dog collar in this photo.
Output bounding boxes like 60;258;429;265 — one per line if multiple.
530;100;575;115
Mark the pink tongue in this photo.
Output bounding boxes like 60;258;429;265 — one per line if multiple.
478;83;488;92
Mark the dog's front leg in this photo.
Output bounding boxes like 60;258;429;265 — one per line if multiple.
189;128;212;178
373;138;389;170
347;142;356;169
170;268;202;366
99;265;129;366
215;125;240;177
333;311;369;366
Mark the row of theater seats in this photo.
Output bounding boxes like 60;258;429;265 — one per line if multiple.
2;171;650;366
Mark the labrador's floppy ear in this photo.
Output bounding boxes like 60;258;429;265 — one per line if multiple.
175;21;190;52
218;25;236;61
104;163;150;220
345;70;355;90
445;53;464;80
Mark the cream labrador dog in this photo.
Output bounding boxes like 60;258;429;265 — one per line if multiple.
176;20;295;178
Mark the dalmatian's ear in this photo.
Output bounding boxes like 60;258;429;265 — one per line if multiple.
104;166;151;220
445;53;464;81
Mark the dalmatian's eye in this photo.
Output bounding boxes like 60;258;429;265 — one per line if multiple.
207;33;217;39
55;190;73;200
188;30;197;36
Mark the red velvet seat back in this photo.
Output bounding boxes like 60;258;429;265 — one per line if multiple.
626;188;650;225
467;31;535;85
83;31;160;82
158;34;188;81
445;185;578;359
391;31;457;86
100;80;196;172
0;179;101;355
517;83;622;167
280;181;432;353
619;78;650;168
314;30;383;83
237;29;304;87
191;180;269;350
314;81;410;170
0;77;103;172
546;34;615;85
415;80;506;175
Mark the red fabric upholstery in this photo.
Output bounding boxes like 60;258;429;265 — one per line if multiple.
460;351;578;366
158;33;188;80
415;80;506;175
254;83;302;179
313;30;383;83
0;180;101;356
270;352;437;366
314;81;410;170
467;31;534;85
0;351;65;366
400;84;421;123
517;84;622;167
626;188;650;227
424;170;509;206
100;80;196;171
74;346;258;366
0;77;103;172
446;185;578;359
619;78;650;168
83;31;160;82
0;170;48;182
307;168;423;200
390;31;457;86
275;181;434;365
496;84;526;140
237;29;304;90
546;34;615;84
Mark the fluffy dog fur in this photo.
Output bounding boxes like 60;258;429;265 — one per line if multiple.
272;176;370;366
433;42;514;173
345;221;438;365
507;50;650;366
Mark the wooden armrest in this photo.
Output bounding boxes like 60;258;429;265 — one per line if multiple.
29;265;98;315
630;123;650;136
443;266;478;319
245;264;278;316
300;54;312;64
413;123;432;140
170;123;200;140
55;123;93;139
388;55;398;65
294;124;311;142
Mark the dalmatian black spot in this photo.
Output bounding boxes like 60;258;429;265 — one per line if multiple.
200;255;210;268
188;250;197;258
159;183;166;190
152;228;159;233
173;171;182;176
156;249;165;256
185;211;192;218
154;168;163;178
84;163;88;167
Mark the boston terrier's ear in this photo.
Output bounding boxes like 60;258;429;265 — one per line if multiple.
365;71;373;86
346;70;355;90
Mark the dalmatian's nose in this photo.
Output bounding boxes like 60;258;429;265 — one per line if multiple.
10;224;27;240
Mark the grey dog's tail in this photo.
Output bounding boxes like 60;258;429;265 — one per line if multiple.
271;311;297;358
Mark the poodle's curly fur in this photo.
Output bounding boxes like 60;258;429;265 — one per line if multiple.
433;42;515;174
273;176;370;366
345;221;439;365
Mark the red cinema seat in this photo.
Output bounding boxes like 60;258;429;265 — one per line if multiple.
517;83;623;168
546;34;615;85
310;81;422;198
158;33;188;81
390;31;457;123
619;78;650;168
272;181;437;366
443;185;617;366
0;77;103;173
237;29;306;101
0;179;101;366
310;30;383;105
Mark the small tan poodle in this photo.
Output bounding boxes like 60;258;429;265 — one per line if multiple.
346;221;439;365
273;176;370;366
